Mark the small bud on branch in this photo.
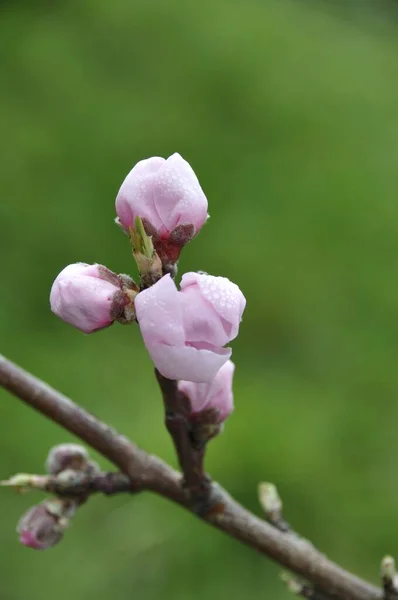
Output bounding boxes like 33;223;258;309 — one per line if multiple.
17;499;77;550
258;482;291;532
45;443;89;475
115;153;208;271
381;556;398;600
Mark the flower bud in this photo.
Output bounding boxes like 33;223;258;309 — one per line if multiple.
258;483;282;520
50;263;137;333
179;360;235;422
381;556;398;595
45;443;89;475
17;502;64;550
115;153;208;266
135;274;245;382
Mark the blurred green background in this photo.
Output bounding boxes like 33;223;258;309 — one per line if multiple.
2;0;398;598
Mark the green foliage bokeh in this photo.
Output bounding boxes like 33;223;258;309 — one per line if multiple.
1;1;398;598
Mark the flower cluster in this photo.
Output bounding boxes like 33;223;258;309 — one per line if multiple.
50;153;245;432
18;444;98;550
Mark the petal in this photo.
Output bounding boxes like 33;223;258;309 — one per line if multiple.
152;153;208;234
55;263;109;281
180;284;231;346
179;359;235;418
208;360;235;421
144;339;231;382
135;274;185;346
181;272;246;341
178;379;212;413
115;157;166;232
55;262;92;279
50;276;116;333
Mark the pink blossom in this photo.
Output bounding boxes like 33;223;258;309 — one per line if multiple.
115;153;208;240
50;263;121;333
179;360;235;422
135;273;245;382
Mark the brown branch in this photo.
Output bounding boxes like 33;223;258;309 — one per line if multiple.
0;354;381;600
155;369;211;510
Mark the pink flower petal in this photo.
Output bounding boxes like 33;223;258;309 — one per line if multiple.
54;262;96;279
181;272;246;341
144;339;231;382
179;360;235;420
115;157;165;232
178;380;213;414
153;153;208;234
180;284;231;346
135;275;185;345
209;360;235;421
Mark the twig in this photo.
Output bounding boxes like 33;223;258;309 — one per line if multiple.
1;470;135;497
154;369;211;510
0;354;382;600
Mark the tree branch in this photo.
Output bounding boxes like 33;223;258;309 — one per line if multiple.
0;354;381;600
155;369;211;509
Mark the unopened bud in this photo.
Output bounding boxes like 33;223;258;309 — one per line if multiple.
45;443;89;475
115;153;209;269
179;360;235;424
381;556;398;595
17;502;64;550
258;482;282;518
382;556;396;578
259;482;290;532
50;263;137;333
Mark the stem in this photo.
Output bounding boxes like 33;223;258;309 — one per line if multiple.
154;369;211;510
